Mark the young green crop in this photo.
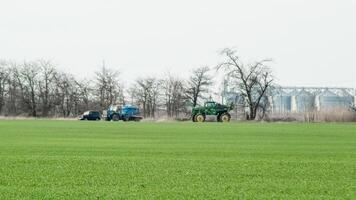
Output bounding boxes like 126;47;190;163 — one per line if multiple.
0;120;355;199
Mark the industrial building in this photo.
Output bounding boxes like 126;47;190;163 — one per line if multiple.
223;86;356;114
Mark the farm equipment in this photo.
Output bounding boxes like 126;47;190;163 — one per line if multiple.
192;101;233;122
105;105;143;122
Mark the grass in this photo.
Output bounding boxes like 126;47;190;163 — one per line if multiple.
0;120;355;199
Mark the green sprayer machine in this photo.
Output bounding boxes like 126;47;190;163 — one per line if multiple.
192;101;233;122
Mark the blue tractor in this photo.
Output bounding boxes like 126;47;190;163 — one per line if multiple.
105;105;143;121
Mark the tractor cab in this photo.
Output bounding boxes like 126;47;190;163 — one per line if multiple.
204;101;216;107
110;105;120;112
106;105;120;119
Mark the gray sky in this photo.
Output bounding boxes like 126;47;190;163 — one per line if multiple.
1;0;355;87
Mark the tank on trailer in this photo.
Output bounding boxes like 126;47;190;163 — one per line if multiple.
105;105;143;122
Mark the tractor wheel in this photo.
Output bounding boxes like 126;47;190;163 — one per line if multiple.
217;114;222;122
194;114;206;122
219;113;231;122
112;115;120;121
192;115;196;122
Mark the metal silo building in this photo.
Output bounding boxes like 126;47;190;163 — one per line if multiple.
271;87;291;113
295;89;315;112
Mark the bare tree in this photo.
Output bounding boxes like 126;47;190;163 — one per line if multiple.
53;72;80;117
131;77;161;118
127;86;138;106
94;65;122;109
185;66;213;107
6;63;22;115
217;48;273;120
37;60;57;117
76;79;94;112
13;62;41;117
0;61;10;114
162;72;187;118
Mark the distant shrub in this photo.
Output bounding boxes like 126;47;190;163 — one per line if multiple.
266;107;356;122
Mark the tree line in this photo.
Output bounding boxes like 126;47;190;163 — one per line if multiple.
0;48;274;120
0;60;213;118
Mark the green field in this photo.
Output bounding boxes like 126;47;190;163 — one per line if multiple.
0;120;355;199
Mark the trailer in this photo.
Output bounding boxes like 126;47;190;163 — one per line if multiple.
104;105;143;121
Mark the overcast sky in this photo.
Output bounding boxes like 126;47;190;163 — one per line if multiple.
1;0;355;88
